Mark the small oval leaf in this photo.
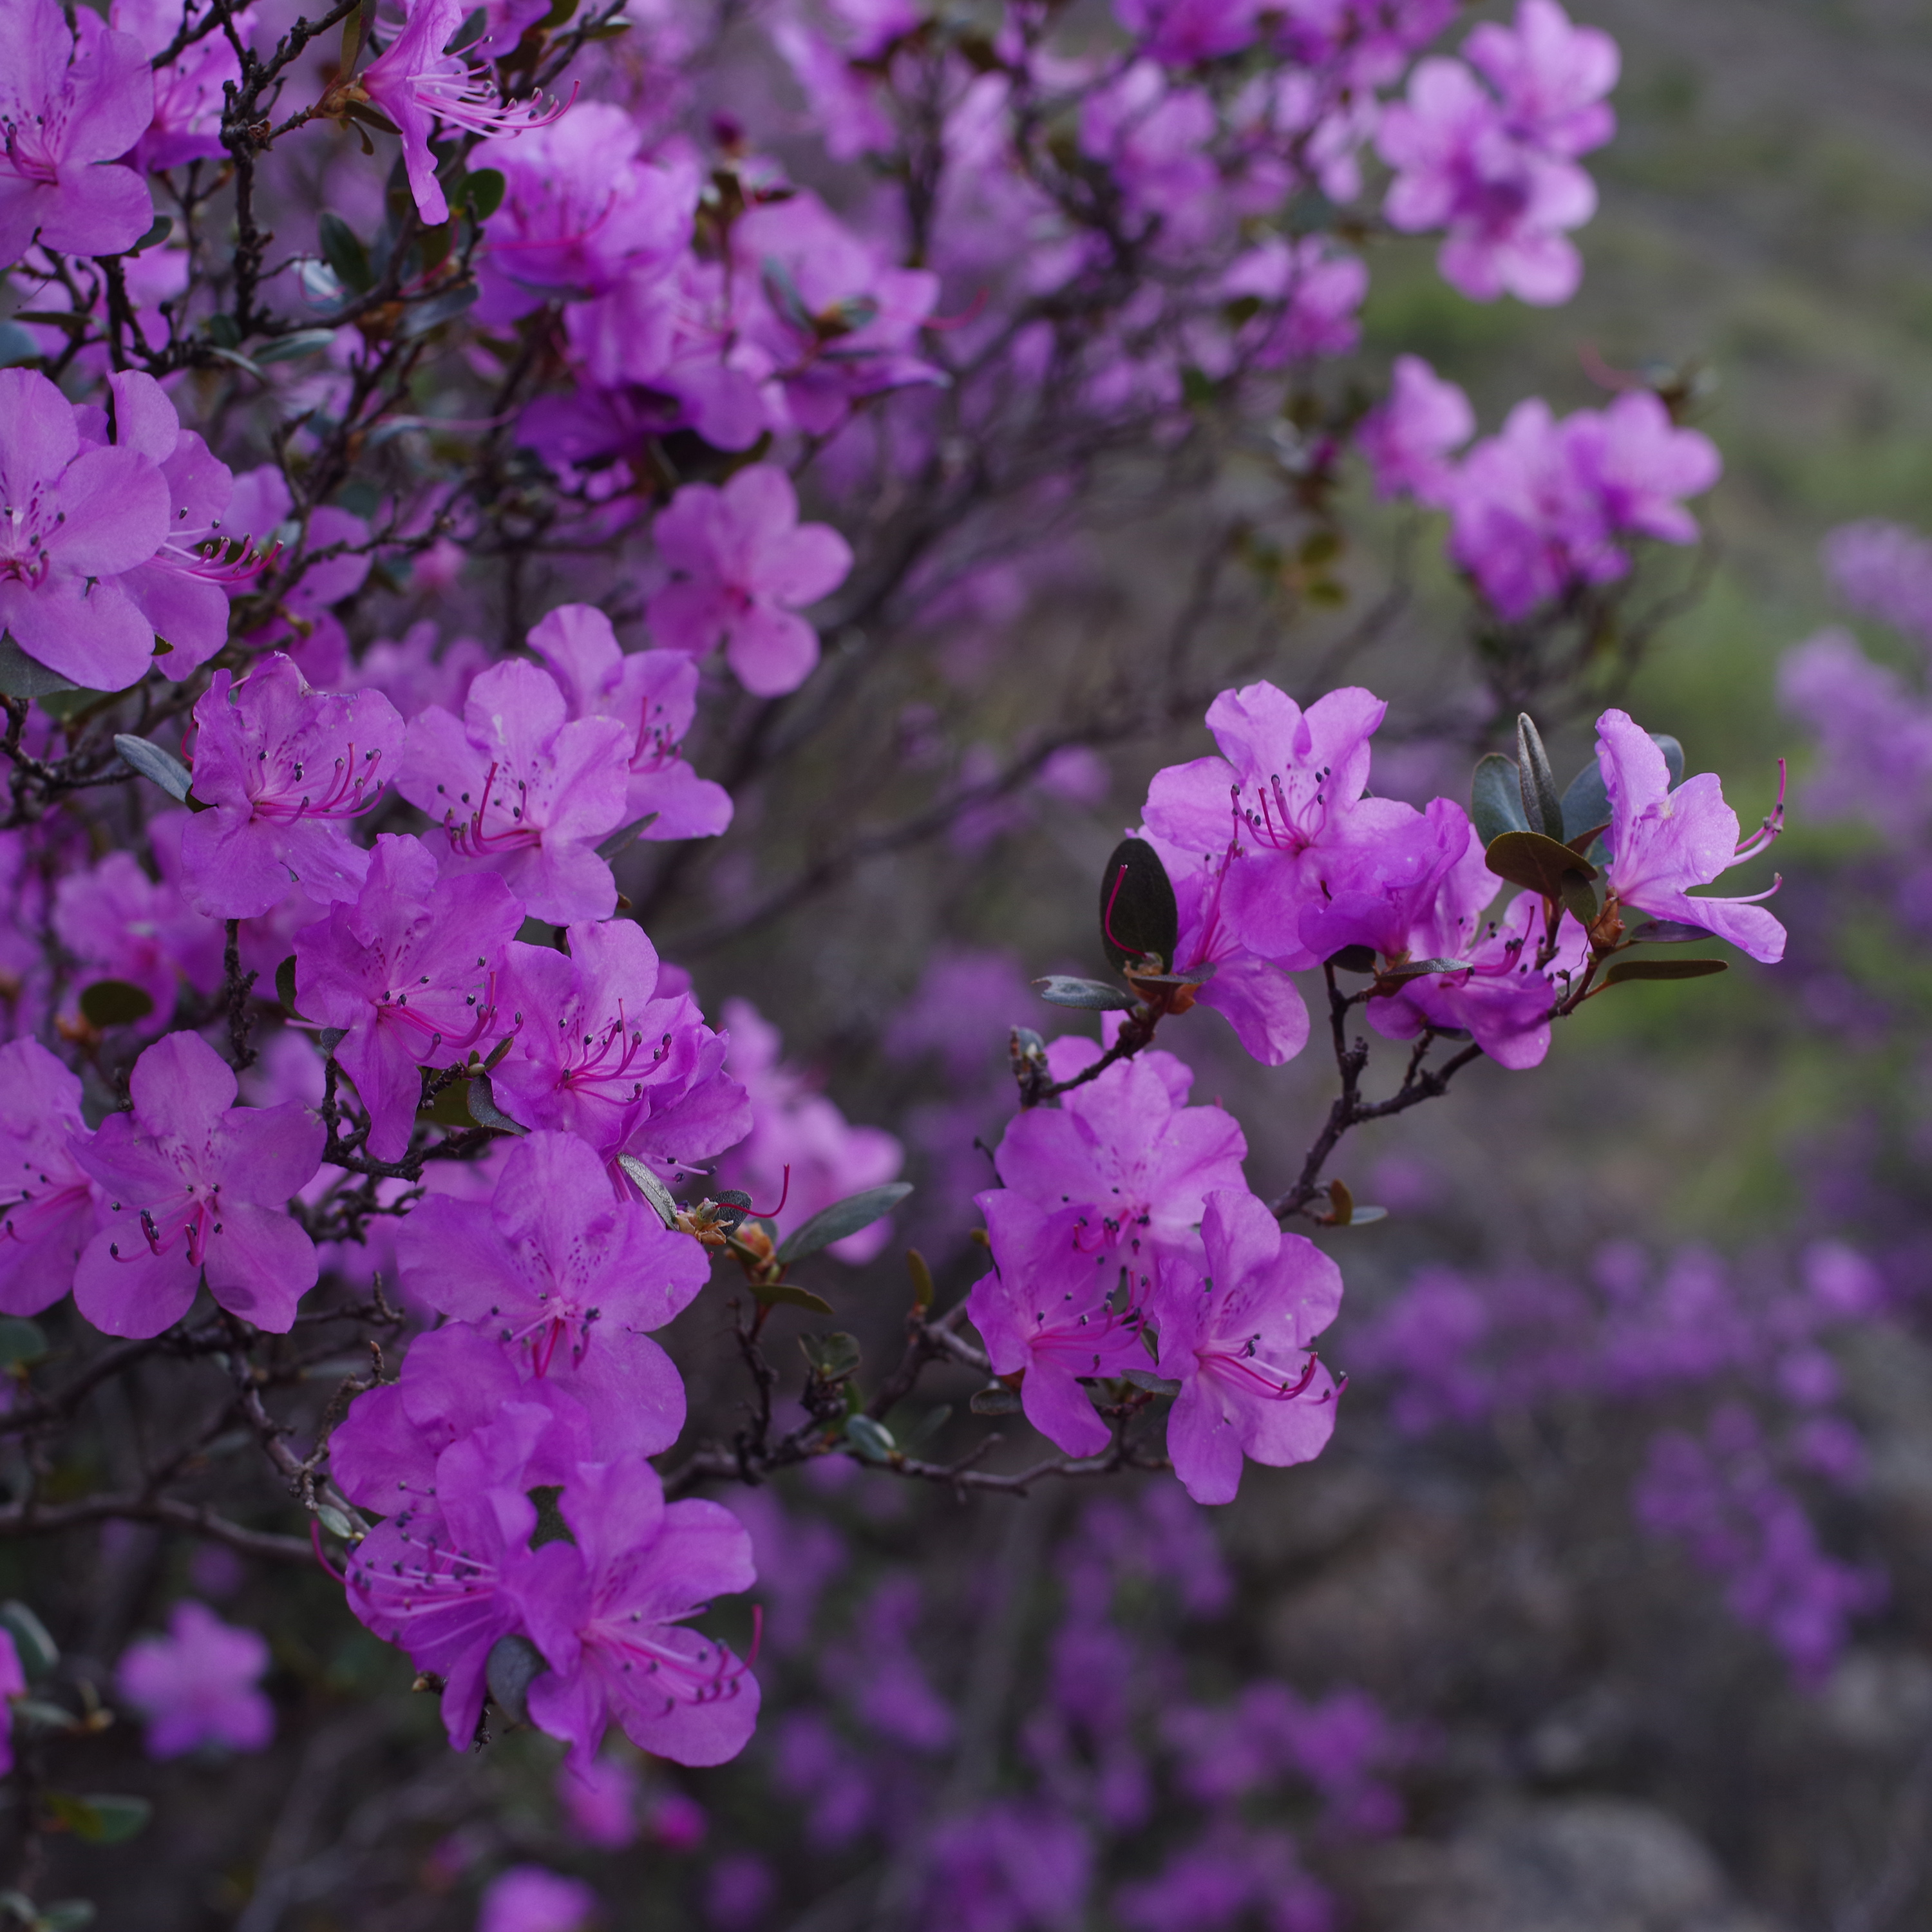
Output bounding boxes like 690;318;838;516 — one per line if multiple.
969;1383;1023;1416
0;1600;57;1677
78;980;155;1029
1601;958;1728;985
615;1155;681;1229
1516;714;1564;840
1035;976;1135;1010
485;1633;547;1726
775;1182;913;1265
844;1414;897;1463
464;1074;528;1135
1484;829;1598;899
1472;753;1530;846
1099;837;1179;974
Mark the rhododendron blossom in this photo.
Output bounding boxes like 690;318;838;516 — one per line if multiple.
116;1601;274;1758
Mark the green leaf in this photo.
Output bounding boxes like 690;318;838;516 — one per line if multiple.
1515;714;1564;840
340;0;374;77
77;980;155;1030
1326;945;1378;974
0;1320;47;1368
1339;1204;1388;1226
1559;870;1601;930
37;1903;96;1932
776;1182;913;1265
1034;976;1135;1011
274;955;302;1017
799;1332;862;1381
464;1074;528;1135
1375;957;1471;985
397;283;480;338
122;214;173;258
1122;1368;1182;1396
484;1633;547;1725
44;1794;149;1845
906;1247;934;1311
750;1280;835;1316
969;1383;1022;1416
592;812;658;861
317;213;374;294
0;638;79;699
1624;918;1712;945
254;328;340;365
314;1504;355;1540
615;1155;681;1229
112;733;193;802
1560;730;1683;849
1098;836;1179;974
13;1700;77;1733
1471;753;1529;846
0;322;41;367
1600;958;1728;986
1484;829;1598;900
844;1414;896;1463
447;5;488;50
466;167;506;221
0;1601;57;1678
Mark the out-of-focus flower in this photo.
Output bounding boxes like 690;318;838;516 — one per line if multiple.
117;1600;274;1757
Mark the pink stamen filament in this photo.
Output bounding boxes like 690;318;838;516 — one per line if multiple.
1203;1345;1321;1401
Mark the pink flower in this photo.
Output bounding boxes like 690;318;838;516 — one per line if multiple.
645;466;853;697
987;1041;1247;1271
1115;0;1262;66
557;1755;640;1849
71;1031;323;1337
1594;707;1786;963
116;1600;274;1758
357;0;559;226
713;999;902;1264
0;367;171;690
397;659;632;923
478;1868;601;1932
110;0;250;173
396;1130;706;1459
0;0;154;268
969;1197;1152;1458
180;654;404;919
515;1458;761;1772
527;604;732;837
1357;355;1474;506
1153;1188;1343;1504
292;833;523;1161
0;1039;99;1315
1220;236;1367;367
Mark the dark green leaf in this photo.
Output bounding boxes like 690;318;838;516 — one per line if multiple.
0;1320;47;1368
775;1182;913;1265
0;638;79;699
14;1700;77;1733
1471;753;1529;846
466;167;507;220
1484;829;1598;900
340;0;374;77
314;1503;355;1540
1559;871;1601;929
1340;1205;1388;1226
1376;957;1470;985
761;256;815;336
750;1280;835;1316
800;1332;862;1381
1327;945;1378;974
1560;730;1683;848
464;1075;527;1135
447;6;488;50
1624;919;1712;945
1098;836;1179;974
12;312;90;334
904;1405;951;1452
205;312;241;348
112;734;193;802
906;1247;934;1311
38;1902;97;1932
969;1383;1022;1416
1122;1368;1182;1396
1127;960;1218;987
122;214;173;258
43;1794;149;1844
844;1414;896;1463
615;1155;680;1229
397;283;480;338
274;955;302;1018
254;328;340;365
317;213;374;294
484;1634;546;1725
0;1601;57;1678
1034;976;1135;1011
592;813;658;861
78;980;155;1030
1656;733;1685;788
1600;958;1728;986
0;322;41;367
1515;714;1564;840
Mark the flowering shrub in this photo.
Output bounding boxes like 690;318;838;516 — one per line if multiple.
0;0;1877;1921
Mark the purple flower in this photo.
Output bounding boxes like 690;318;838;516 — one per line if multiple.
970;1198;1152;1458
1116;0;1260;65
478;1867;601;1932
397;1130;707;1459
0;366;170;691
0;1628;22;1776
516;1457;760;1770
556;1754;640;1849
987;1043;1247;1271
357;0;558;226
645;466;853;697
1821;518;1932;649
0;0;155;268
397;659;632;923
111;0;247;172
1465;0;1619;156
1141;681;1412;964
491;920;751;1184
180;654;403;919
1779;630;1932;840
1139;831;1311;1068
1153;1189;1343;1504
1595;707;1786;963
923;1803;1093;1932
1294;795;1490;966
527;604;732;837
292;833;523;1162
714;999;903;1264
79;372;244;675
116;1600;274;1758
1079;63;1220;255
1357;355;1473;506
0;1039;99;1315
1220;237;1367;367
71;1030;323;1338
476;102;697;323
